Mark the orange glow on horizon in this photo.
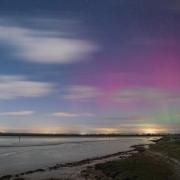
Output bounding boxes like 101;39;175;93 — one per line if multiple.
95;128;118;134
141;127;167;134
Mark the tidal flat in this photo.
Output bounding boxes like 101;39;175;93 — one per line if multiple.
0;136;159;180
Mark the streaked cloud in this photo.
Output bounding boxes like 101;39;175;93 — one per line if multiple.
176;112;180;117
0;18;99;64
0;75;53;100
53;112;95;117
64;85;103;100
113;87;179;103
128;115;155;121
0;111;34;116
168;0;180;11
130;37;175;47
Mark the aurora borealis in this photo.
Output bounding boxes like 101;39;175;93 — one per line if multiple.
0;0;179;134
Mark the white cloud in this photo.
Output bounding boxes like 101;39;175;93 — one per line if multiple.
53;112;95;117
64;85;102;100
0;19;99;64
0;75;53;100
0;111;34;116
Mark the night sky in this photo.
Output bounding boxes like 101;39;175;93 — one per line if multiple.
0;0;179;134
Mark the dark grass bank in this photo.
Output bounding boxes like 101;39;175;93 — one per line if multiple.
82;136;180;180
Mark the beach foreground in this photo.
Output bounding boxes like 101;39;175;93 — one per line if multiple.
0;136;180;180
0;136;155;180
82;135;180;180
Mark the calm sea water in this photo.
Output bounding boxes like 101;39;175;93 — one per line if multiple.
0;136;160;175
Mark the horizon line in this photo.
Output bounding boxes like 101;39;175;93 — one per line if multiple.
0;132;179;137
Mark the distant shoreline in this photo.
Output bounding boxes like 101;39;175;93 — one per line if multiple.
0;133;170;137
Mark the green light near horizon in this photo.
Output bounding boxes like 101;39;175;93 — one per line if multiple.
156;112;180;124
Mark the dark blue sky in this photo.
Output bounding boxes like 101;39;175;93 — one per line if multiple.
0;0;179;134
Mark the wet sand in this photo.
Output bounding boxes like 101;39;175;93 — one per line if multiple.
0;145;145;180
0;137;160;180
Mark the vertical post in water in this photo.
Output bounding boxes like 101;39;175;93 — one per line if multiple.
19;136;21;143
